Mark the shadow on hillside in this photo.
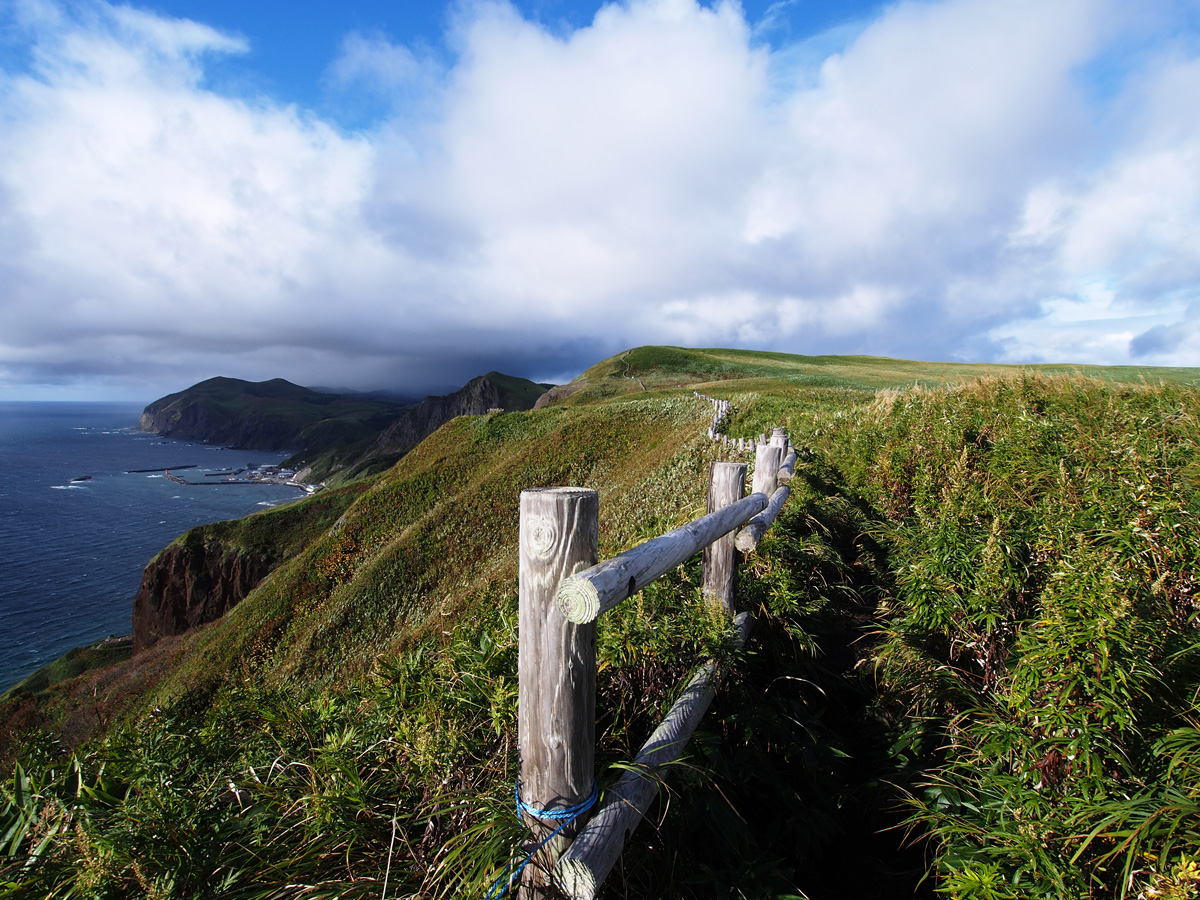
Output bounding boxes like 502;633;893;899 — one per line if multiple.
600;466;934;899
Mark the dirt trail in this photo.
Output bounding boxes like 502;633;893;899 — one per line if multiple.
616;352;647;391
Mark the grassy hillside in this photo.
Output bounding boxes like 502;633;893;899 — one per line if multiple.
138;373;555;487
154;395;727;699
4;349;1200;898
565;345;1200;396
483;370;555;408
0;638;133;702
814;375;1200;898
140;376;412;451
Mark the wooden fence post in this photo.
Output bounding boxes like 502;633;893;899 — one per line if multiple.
518;487;599;895
701;462;746;615
752;443;782;497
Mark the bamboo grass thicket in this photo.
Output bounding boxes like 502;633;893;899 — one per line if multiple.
5;370;1199;899
517;401;795;897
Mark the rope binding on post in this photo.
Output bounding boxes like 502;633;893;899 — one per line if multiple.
484;781;599;899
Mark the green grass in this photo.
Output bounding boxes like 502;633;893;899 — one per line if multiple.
5;349;1200;898
563;346;1200;408
142;376;414;450
0;639;133;702
808;375;1200;898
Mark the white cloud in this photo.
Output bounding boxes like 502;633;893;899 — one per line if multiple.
1;0;1199;399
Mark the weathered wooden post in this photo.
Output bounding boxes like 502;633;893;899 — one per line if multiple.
752;443;782;497
770;427;787;450
702;462;746;615
518;488;599;895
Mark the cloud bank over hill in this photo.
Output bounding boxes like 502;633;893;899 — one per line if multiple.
1;0;1198;398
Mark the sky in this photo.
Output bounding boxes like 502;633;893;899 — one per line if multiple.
1;0;1199;401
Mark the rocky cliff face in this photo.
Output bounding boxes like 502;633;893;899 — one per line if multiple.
137;376;409;452
372;374;529;455
138;405;302;451
129;373;553;652
132;541;276;653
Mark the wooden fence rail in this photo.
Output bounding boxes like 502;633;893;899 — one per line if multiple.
512;397;794;899
556;610;754;898
555;490;767;624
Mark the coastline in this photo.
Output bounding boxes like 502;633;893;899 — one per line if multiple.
1;634;135;701
0;403;311;694
159;462;321;493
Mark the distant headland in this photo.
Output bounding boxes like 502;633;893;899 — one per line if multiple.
138;371;554;487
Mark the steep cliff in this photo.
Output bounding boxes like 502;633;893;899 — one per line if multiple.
138;376;410;451
139;374;553;478
131;538;276;653
371;372;553;455
127;477;375;654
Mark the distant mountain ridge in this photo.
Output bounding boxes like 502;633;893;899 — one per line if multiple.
138;372;554;484
373;372;553;456
138;377;409;452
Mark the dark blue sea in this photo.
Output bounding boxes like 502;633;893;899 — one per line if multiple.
0;402;306;693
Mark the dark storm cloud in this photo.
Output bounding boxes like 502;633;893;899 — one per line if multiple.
1;0;1199;400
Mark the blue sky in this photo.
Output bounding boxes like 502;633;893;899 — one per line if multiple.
1;0;1199;400
141;0;888;108
130;0;891;131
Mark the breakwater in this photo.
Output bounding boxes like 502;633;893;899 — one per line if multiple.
0;402;303;692
164;465;317;492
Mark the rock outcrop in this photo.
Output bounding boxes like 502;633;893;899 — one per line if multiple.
372;373;552;455
139;373;552;466
132;540;276;653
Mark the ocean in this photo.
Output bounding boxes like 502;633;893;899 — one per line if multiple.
0;402;306;693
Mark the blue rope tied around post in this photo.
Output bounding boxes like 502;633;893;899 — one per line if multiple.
484;781;599;900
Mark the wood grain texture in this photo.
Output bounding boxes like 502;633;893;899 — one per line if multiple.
554;612;755;900
518;488;599;893
555;492;767;624
751;444;782;497
734;483;791;553
701;462;746;615
777;448;798;484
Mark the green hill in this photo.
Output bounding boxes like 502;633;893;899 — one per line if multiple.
138;376;412;452
138;372;555;485
545;345;1200;406
4;347;1200;899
